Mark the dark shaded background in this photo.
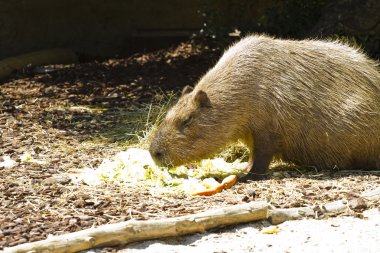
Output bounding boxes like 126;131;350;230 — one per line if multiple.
0;0;379;60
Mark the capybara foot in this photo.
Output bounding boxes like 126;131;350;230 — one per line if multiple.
239;172;269;182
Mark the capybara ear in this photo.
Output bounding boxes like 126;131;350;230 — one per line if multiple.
181;85;193;96
194;90;211;108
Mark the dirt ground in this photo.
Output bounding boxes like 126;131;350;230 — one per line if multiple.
1;40;379;251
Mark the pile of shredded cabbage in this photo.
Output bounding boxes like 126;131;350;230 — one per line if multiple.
68;148;247;195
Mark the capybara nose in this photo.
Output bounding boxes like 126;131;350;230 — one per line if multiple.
149;144;164;163
152;150;163;160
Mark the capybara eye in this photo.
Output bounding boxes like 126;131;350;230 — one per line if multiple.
181;115;193;129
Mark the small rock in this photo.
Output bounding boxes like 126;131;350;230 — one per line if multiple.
349;197;368;210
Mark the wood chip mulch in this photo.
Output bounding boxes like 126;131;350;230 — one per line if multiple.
1;41;379;250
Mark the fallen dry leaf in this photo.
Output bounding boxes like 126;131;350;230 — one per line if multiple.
261;225;281;234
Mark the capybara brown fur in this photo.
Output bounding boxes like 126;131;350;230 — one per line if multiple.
149;35;380;180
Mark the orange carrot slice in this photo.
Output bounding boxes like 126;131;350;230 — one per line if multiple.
221;175;238;189
191;175;238;196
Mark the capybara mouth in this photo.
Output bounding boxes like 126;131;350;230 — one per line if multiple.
149;149;173;167
149;142;182;167
150;153;183;168
151;158;167;167
153;159;178;168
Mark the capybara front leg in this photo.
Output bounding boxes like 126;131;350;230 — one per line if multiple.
240;132;276;181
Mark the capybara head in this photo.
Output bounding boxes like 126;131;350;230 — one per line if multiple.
149;86;237;167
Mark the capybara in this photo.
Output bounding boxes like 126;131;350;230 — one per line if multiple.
149;35;380;180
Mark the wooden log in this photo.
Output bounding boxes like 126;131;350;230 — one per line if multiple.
361;186;380;201
268;200;349;225
0;48;78;81
322;200;348;213
267;186;380;225
4;201;270;253
268;207;315;225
